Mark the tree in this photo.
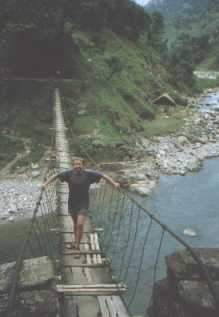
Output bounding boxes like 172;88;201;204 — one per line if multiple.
148;12;166;52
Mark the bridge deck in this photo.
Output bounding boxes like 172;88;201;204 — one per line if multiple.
54;88;130;317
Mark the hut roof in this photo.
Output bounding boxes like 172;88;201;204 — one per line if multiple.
153;93;176;106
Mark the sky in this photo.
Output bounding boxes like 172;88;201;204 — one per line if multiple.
134;0;150;6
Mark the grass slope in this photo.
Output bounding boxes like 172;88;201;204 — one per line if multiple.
61;30;186;160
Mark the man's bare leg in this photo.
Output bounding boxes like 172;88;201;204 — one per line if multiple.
72;216;77;247
75;215;87;250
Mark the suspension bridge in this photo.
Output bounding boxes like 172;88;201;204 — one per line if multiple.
5;87;219;317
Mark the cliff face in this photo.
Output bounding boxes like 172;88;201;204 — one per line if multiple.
149;248;219;317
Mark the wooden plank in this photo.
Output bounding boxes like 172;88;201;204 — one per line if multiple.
50;229;99;235
84;243;93;283
90;233;97;264
105;296;120;317
57;284;125;289
94;233;102;264
61;251;103;256
98;297;111;317
56;289;127;296
64;263;109;268
111;296;130;317
61;241;89;245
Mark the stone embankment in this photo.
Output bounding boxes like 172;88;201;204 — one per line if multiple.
148;248;219;317
0;256;58;316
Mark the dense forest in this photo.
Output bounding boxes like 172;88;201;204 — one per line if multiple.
0;0;168;77
146;0;219;70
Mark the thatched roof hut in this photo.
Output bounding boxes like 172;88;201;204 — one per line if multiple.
153;93;176;106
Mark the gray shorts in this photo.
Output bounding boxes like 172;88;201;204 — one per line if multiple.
69;207;89;217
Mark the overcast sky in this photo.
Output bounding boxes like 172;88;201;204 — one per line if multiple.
134;0;150;6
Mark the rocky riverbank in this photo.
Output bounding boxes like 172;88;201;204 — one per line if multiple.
0;176;41;223
111;88;219;196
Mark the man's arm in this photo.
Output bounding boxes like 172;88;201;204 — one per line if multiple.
42;174;59;189
102;174;120;188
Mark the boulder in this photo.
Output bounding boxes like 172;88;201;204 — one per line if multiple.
0;256;54;293
178;280;219;315
149;249;219;317
17;289;58;316
0;290;57;317
166;248;219;282
177;136;188;145
0;262;15;293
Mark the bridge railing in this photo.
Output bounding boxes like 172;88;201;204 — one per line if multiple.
6;161;59;317
89;180;219;316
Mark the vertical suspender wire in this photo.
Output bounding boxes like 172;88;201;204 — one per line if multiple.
103;189;121;251
39;202;55;260
34;213;49;256
32;220;45;255
46;187;59;227
122;207;141;282
128;218;153;307
110;194;126;262
148;229;165;317
118;202;135;279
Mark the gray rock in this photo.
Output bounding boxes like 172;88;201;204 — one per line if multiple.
19;256;55;289
31;170;40;178
150;248;219;317
18;290;58;316
166;248;219;281
0;290;58;316
0;262;15;292
178;280;219;314
0;256;54;293
178;136;188;145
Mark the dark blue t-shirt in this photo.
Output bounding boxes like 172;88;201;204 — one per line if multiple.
58;169;102;211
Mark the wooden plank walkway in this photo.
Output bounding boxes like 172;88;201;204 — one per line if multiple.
54;88;130;317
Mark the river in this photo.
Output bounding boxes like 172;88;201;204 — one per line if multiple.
144;157;219;248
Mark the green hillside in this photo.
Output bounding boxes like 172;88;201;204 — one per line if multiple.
0;0;199;169
146;0;219;70
61;29;189;161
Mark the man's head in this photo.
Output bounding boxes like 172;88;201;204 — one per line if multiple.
72;157;84;174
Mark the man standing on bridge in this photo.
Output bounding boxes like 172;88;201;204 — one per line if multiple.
42;157;119;254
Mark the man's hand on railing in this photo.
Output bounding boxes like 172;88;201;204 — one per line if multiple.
114;182;120;189
41;184;46;191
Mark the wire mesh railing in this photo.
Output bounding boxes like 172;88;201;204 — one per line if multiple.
6;162;59;317
89;181;219;316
